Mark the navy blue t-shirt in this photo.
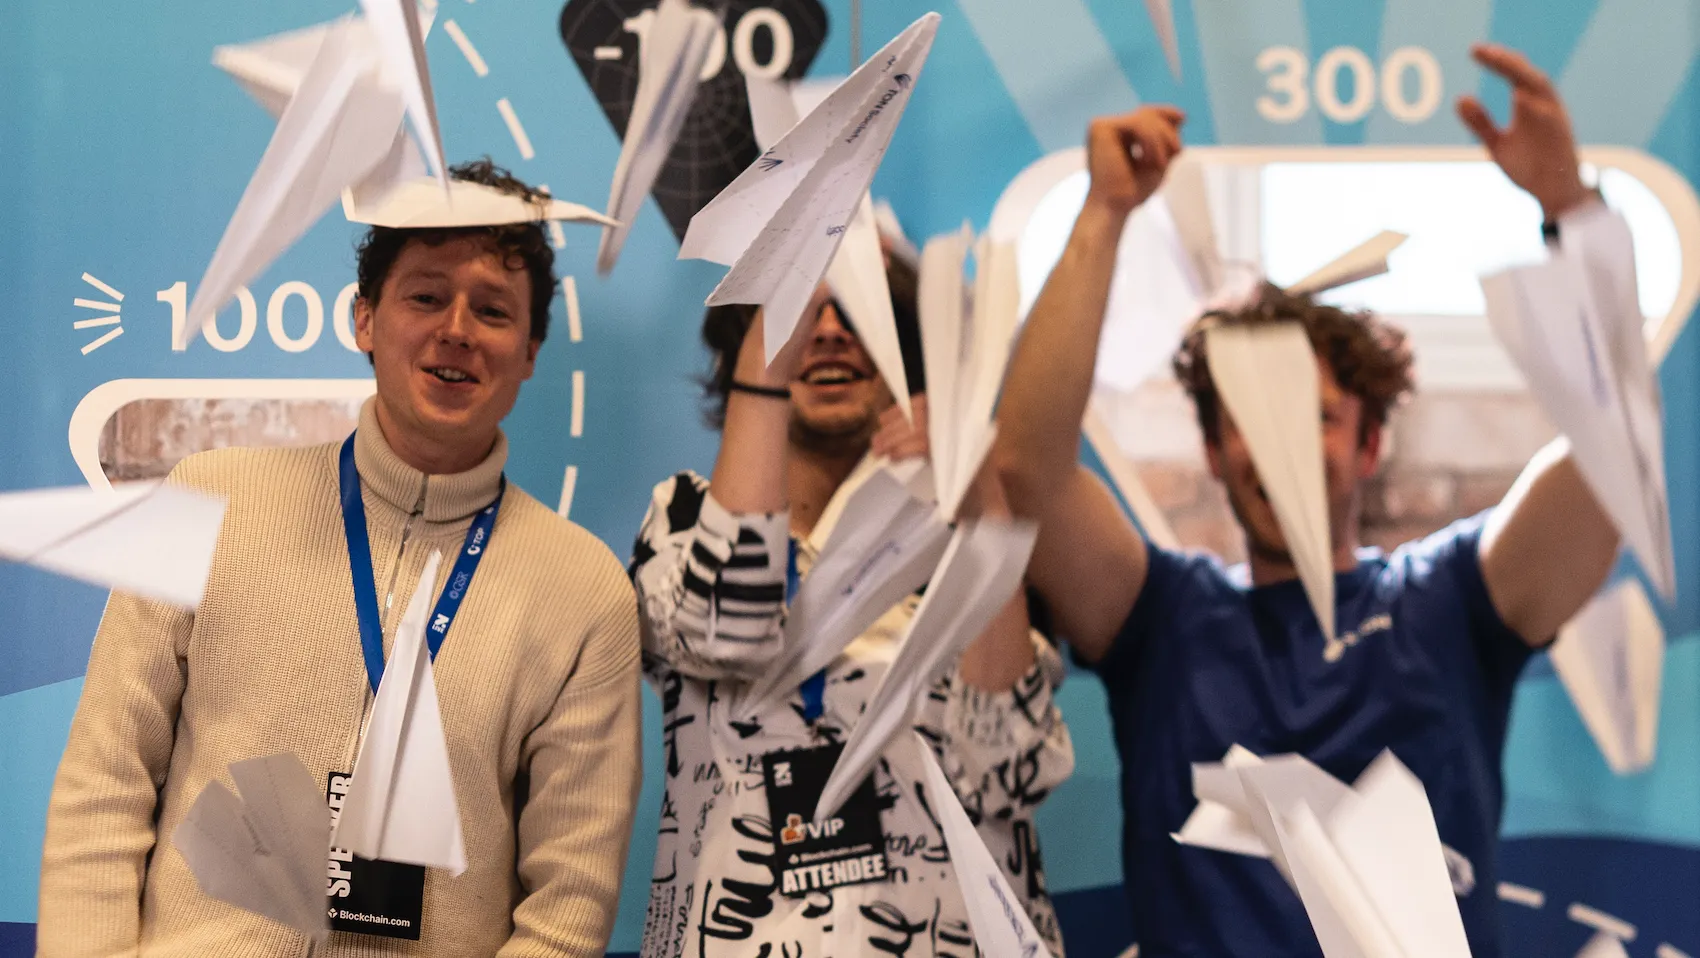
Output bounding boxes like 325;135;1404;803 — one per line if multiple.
1090;513;1533;957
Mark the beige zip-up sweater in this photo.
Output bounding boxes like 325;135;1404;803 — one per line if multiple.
38;400;642;957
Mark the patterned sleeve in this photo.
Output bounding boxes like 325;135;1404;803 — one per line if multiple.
915;633;1075;824
628;472;792;682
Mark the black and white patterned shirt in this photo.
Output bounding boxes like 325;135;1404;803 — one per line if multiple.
629;461;1075;958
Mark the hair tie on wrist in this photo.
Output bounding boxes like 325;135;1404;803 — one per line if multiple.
729;380;792;400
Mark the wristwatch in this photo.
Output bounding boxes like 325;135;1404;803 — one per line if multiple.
1542;187;1606;244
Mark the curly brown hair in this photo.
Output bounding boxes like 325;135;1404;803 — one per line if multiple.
1172;282;1415;445
698;255;924;430
355;157;557;345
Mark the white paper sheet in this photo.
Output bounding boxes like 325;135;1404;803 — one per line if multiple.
814;518;1037;821
1286;231;1407;297
597;0;720;274
679;13;941;366
913;732;1054;958
1144;0;1182;80
333;552;467;874
1551;578;1664;774
0;481;225;608
183;16;407;351
1480;205;1674;601
827;192;913;418
343;175;616;228
1175;747;1473;958
172;752;330;939
735;466;950;717
1205;322;1334;640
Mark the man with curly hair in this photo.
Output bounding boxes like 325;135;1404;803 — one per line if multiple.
38;160;641;957
995;46;1620;957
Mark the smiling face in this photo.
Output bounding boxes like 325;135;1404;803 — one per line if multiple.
1205;356;1383;566
355;236;539;473
787;292;895;455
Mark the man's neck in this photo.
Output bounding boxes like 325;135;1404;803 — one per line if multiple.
1246;538;1364;587
787;443;863;539
374;399;494;476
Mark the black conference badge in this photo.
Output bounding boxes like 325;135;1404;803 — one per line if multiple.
762;743;889;898
326;771;425;940
560;0;829;240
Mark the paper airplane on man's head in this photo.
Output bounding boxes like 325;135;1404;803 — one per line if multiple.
917;227;1022;521
182;0;450;351
1206;321;1335;641
814;517;1037;822
597;0;720;274
1480;204;1674;601
679;13;941;367
744;75;917;417
735;462;950;718
172;752;330;939
343;175;616;229
1177;747;1472;958
1551;578;1663;775
0;482;225;608
1286;231;1406;297
334;552;467;874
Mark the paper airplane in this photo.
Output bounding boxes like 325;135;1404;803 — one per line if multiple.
679;13;941;366
182;1;448;351
172;752;331;939
1286;231;1406;297
918;227;1022;520
914;732;1055;958
1145;0;1182;80
1177;747;1471;958
735;463;950;717
744;75;914;417
1206;321;1335;641
1576;932;1631;958
1551;578;1663;775
343;175;616;228
334;553;467;874
0;481;225;608
597;0;720;274
873;197;921;267
1481;204;1674;601
814;518;1037;822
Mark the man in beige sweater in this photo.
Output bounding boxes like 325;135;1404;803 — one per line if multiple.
38;160;642;957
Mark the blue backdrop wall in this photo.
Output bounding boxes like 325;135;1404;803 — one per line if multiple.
2;1;1697;955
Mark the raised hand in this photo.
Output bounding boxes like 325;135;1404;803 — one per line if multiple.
870;394;930;463
1456;43;1592;220
1083;105;1187;219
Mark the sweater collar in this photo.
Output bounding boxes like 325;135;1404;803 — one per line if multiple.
352;397;508;523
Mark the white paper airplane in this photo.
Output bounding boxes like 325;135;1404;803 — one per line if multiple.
735;463;950;717
918;227;1022;520
1551;578;1663;775
343;175;616;228
744;75;914;417
1205;321;1335;641
334;553;467;874
1177;747;1472;958
172;752;331;939
814;518;1037;822
0;482;225;608
873;197;921;267
914;732;1055;958
1286;231;1406;297
679;13;941;367
1145;0;1182;80
597;0;720;274
183;1;450;351
1480;204;1675;601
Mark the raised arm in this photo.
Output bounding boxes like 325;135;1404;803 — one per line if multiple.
1460;43;1621;645
994;106;1184;662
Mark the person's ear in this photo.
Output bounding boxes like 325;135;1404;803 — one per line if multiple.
354;296;376;357
1358;421;1385;479
522;337;540;381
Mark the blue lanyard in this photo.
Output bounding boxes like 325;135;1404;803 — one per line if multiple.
790;539;827;723
339;434;504;694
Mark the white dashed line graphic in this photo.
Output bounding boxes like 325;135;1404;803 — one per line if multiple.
443;19;489;76
1570;902;1638;942
1497;882;1546;908
496;97;535;159
570;370;585;437
562;276;583;342
557;464;578;518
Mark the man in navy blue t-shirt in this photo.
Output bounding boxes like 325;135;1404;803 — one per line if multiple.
997;45;1623;957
